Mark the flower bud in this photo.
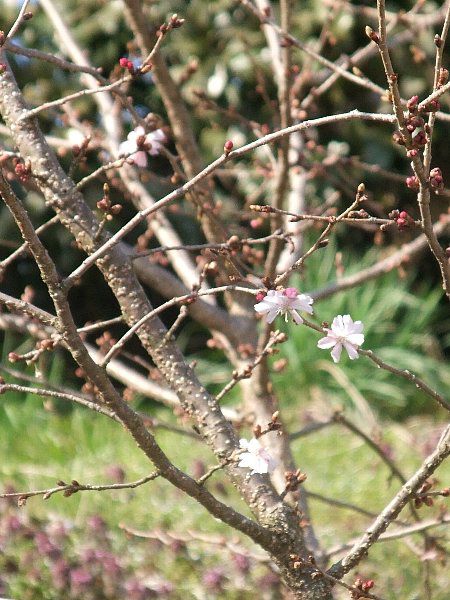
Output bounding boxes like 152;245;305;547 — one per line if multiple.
407;95;419;111
411;130;427;147
365;26;380;44
406;175;419;190
8;352;20;363
96;198;110;212
438;68;449;87
429;167;444;190
224;140;234;154
392;131;405;146
110;204;123;215
283;287;298;299
422;99;440;113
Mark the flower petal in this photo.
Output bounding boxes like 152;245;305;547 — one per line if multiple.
342;314;353;329
118;139;136;156
148;128;166;143
239;438;250;450
254;300;272;313
351;320;364;333
331;343;343;363
291;310;304;325
346;333;364;346
247;438;261;453
343;341;359;360
131;151;148;167
331;315;345;335
317;336;336;349
129;126;145;140
265;307;280;323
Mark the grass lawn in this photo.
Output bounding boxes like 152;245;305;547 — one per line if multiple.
0;387;448;599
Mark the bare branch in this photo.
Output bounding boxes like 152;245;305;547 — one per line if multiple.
329;425;450;577
0;471;161;503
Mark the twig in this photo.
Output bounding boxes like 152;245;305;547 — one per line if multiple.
0;471;161;503
333;412;406;483
163;305;188;342
316;568;386;600
64;109;395;287
328;425;450;577
274;184;366;286
304;490;380;520
310;219;450;301
4;41;104;78
197;463;227;486
326;516;450;559
303;318;449;413
77;316;124;334
216;330;285;402
119;523;270;563
99;284;258;367
0;290;56;327
18;76;132;122
76;157;132;189
0;215;60;275
5;0;31;42
289;418;336;440
0;381;118;421
251;204;413;227
375;0;450;297
241;0;387;99
360;348;450;413
422;5;450;174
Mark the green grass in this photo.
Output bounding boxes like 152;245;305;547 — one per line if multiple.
0;386;449;599
1;242;448;597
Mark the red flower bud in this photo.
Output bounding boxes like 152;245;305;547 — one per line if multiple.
407;95;419;111
224;140;234;154
362;580;375;591
429;167;444;190
406;175;419;190
411;130;427;147
394;210;414;231
422;99;440;113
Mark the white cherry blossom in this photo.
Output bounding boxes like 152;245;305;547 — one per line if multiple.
254;287;314;325
237;438;277;475
118;126;166;167
317;314;365;363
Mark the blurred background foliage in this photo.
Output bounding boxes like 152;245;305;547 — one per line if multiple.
0;0;449;598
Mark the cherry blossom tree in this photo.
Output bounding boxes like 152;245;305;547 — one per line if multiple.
0;1;449;598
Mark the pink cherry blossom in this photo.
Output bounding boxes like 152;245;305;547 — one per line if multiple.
254;288;314;325
238;438;277;475
118;126;166;167
317;314;365;363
